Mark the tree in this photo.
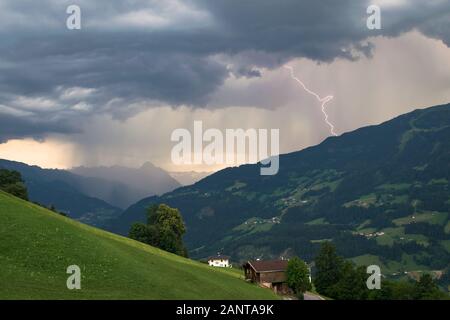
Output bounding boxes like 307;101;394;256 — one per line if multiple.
0;169;28;200
414;274;445;300
148;204;186;239
368;279;416;300
369;276;448;300
314;242;344;296
328;262;368;300
147;204;187;256
129;223;155;245
129;204;188;257
286;257;311;299
311;242;448;300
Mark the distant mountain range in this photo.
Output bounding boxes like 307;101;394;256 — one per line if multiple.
71;162;180;208
113;103;450;288
0;160;180;228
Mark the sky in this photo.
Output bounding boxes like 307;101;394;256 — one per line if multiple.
0;0;449;171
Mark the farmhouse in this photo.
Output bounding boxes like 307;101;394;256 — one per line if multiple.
243;260;292;294
207;254;231;267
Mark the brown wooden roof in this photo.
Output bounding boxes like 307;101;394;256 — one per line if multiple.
247;260;288;273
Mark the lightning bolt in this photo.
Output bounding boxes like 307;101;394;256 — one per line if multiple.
284;65;337;136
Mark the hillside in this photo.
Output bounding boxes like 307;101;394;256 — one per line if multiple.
0;191;277;299
169;171;213;186
114;103;450;287
0;159;123;227
0;160;181;228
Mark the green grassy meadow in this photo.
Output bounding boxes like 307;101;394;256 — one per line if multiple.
0;191;278;300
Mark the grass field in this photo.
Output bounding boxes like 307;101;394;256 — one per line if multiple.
350;253;430;275
376;227;405;246
0;191;278;300
350;254;385;269
393;211;448;226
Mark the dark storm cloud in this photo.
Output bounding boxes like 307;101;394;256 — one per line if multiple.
0;113;79;143
0;0;449;141
0;33;228;107
373;0;450;44
195;0;372;60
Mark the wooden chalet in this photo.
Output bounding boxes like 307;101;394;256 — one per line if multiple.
243;259;292;294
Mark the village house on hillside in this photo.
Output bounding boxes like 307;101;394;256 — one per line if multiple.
207;254;231;267
243;260;292;294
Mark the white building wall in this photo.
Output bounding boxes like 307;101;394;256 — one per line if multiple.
208;259;230;267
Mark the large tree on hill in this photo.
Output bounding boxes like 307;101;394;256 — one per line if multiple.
286;257;311;299
129;204;188;257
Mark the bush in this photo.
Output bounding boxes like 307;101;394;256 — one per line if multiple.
286;257;311;298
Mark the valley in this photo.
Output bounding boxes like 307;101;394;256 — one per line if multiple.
114;103;450;291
